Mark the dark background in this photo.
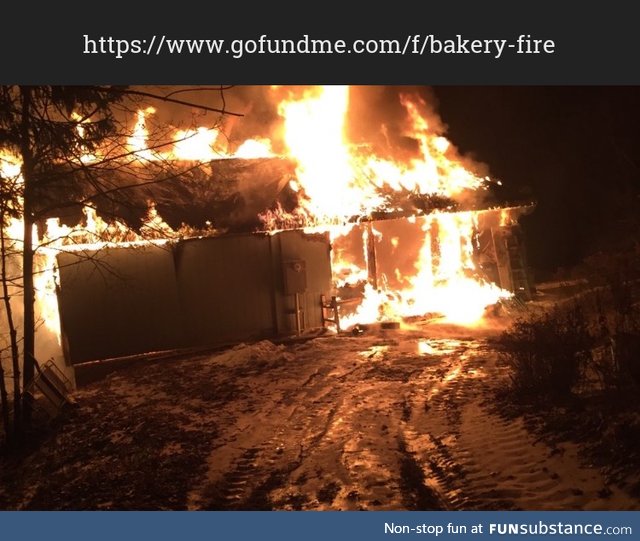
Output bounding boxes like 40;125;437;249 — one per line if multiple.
432;87;640;279
2;3;639;85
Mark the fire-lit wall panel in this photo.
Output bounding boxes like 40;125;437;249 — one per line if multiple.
57;244;186;364
270;230;332;333
57;231;333;364
175;235;276;345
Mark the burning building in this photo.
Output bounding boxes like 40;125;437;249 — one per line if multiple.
1;85;534;386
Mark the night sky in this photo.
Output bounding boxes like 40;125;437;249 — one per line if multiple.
431;87;640;278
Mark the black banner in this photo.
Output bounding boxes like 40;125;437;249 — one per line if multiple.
1;2;637;84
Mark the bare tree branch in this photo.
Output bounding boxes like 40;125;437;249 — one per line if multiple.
101;87;244;117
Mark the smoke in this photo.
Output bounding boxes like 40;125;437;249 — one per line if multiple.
346;86;434;160
348;85;490;177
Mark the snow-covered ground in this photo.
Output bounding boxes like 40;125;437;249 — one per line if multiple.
1;316;638;510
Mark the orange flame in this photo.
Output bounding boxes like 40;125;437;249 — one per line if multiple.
275;86;511;327
172;127;218;161
128;107;158;161
279;86;375;220
337;213;510;328
1;85;517;361
232;138;273;159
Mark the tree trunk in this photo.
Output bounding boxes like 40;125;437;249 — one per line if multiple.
20;86;35;426
0;212;21;439
21;214;34;425
0;356;10;445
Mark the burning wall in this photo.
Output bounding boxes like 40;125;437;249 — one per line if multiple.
56;229;332;364
328;206;533;329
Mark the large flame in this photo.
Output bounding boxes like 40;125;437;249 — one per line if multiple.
127;109;273;162
275;86;511;326
337;213;510;328
278;86;379;219
364;95;485;195
0;152;62;361
128;107;158;161
276;86;488;222
1;85;516;363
